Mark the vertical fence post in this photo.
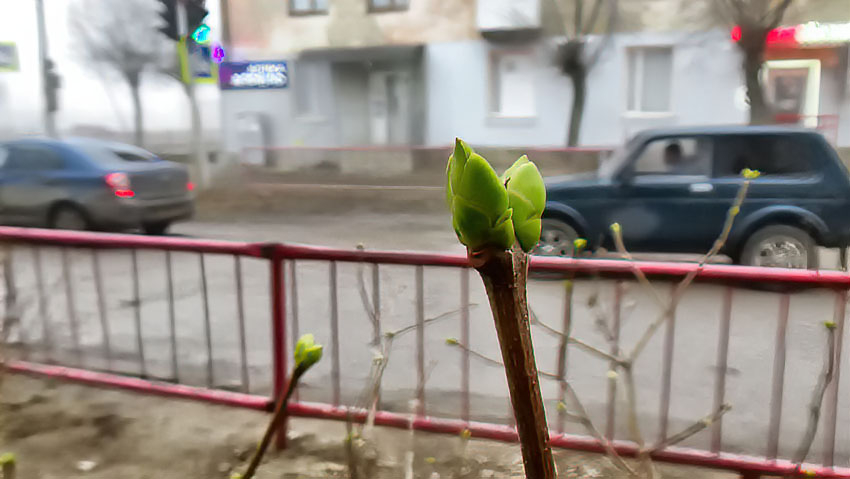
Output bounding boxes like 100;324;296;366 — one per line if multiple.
822;289;846;467
605;281;622;440
711;286;733;453
460;268;470;423
270;249;288;450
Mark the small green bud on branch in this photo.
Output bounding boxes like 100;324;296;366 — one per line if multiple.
446;139;545;253
294;334;323;370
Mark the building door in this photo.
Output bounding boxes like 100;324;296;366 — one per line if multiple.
368;71;410;145
764;59;821;127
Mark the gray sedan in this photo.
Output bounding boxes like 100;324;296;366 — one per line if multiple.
0;137;194;235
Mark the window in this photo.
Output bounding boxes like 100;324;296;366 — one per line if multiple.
713;135;816;178
290;0;327;15
627;47;673;113
632;137;711;177
490;51;535;117
295;62;323;118
7;145;64;171
369;0;409;12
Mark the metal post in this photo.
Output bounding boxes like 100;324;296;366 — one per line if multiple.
165;251;178;381
416;265;425;416
35;0;56;137
329;261;341;406
556;279;573;433
131;249;146;378
92;250;111;370
270;252;287;449
199;253;213;387
61;248;81;366
711;286;733;453
766;293;790;459
177;0;209;188
605;281;622;440
460;268;470;423
235;255;249;393
657;282;677;442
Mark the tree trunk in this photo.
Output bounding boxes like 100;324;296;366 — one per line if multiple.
128;75;144;147
738;25;772;125
567;69;587;147
471;248;556;479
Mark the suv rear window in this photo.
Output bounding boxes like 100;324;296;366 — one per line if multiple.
713;135;816;177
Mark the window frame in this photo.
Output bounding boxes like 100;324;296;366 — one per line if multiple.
625;46;674;116
289;0;328;16
488;49;537;119
368;0;409;13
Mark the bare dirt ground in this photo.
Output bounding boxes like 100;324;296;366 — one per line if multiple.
0;374;737;479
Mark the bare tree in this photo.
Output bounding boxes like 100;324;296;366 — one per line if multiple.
552;0;619;146
68;0;165;147
715;0;794;124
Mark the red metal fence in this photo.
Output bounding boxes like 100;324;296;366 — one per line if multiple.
2;226;850;478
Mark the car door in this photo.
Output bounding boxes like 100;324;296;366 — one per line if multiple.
1;144;67;225
609;135;721;252
710;133;832;231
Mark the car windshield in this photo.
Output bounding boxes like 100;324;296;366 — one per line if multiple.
598;135;642;178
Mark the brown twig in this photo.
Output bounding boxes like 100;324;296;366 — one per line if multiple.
791;323;837;474
239;366;307;479
388;306;473;340
646;403;732;454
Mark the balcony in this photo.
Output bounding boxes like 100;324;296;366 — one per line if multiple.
477;0;541;40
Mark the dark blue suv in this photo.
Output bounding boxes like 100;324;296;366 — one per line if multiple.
539;126;850;269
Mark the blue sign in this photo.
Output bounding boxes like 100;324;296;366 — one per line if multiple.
219;61;288;90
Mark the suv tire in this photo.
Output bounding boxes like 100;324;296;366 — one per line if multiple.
143;221;171;236
740;225;818;269
50;204;90;231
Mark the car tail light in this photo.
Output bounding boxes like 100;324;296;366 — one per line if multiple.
105;172;134;198
187;181;195;192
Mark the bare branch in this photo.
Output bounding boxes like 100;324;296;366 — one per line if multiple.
627;180;752;363
585;0;618;69
792;324;837;469
646;403;732;453
560;381;639;477
764;0;793;29
574;0;584;38
531;311;626;364
582;0;605;35
386;306;474;340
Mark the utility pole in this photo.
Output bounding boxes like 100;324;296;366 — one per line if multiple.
177;0;210;188
35;0;57;137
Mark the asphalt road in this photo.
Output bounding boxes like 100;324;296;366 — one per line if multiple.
5;213;849;466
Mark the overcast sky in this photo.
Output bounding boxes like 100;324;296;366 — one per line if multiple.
0;0;222;140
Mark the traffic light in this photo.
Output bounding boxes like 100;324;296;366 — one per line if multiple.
157;0;208;41
44;58;60;113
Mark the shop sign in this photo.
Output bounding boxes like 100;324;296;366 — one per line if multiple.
732;22;850;47
219;61;288;90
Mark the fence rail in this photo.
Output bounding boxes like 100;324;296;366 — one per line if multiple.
2;226;850;478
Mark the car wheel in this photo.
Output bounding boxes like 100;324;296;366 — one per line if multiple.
50;204;89;231
143;221;171;236
740;225;818;269
534;219;579;257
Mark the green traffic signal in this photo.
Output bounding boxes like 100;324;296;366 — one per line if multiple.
192;24;211;44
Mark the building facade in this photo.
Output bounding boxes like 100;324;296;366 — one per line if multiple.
219;0;850;160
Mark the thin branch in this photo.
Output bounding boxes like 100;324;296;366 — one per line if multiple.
531;312;625;364
791;324;837;469
623;368;658;479
611;229;667;310
627;180;752;363
386;306;473;340
764;0;793;29
646;403;732;454
585;0;618;69
560;381;639;477
582;0;605;35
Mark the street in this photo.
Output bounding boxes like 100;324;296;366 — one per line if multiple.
4;212;850;465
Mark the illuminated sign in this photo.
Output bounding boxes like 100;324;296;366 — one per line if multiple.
219;61;288;90
732;22;850;47
192;24;211;44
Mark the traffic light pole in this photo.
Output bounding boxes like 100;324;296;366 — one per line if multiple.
35;0;57;138
177;0;210;188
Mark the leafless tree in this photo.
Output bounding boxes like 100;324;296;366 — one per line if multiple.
714;0;794;124
68;0;166;147
552;0;619;146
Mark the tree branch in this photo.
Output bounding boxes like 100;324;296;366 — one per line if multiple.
582;0;605;35
646;403;732;454
791;323;837;470
764;0;793;30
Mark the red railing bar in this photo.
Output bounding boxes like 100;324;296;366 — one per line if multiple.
5;228;850;288
0;227;266;257
242;145;615;153
286;401;850;478
7;360;271;411
270;255;288;448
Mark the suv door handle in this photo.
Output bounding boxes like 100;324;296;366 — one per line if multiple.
689;183;713;193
